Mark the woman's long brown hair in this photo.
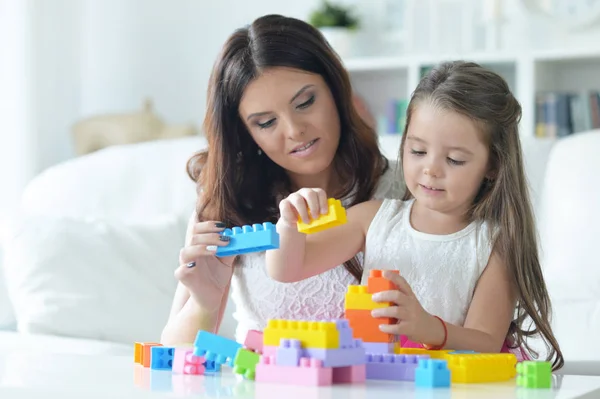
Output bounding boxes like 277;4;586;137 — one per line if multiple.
187;14;389;281
399;61;564;370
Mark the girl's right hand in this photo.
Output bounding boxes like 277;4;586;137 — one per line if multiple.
174;221;236;313
278;188;329;228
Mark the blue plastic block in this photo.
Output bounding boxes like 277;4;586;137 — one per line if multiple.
150;346;175;370
204;359;221;373
415;359;451;388
215;222;279;257
193;330;242;367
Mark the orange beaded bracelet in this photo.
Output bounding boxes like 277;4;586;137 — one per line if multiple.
422;315;447;350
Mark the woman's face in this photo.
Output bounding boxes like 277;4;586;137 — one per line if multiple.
238;67;341;179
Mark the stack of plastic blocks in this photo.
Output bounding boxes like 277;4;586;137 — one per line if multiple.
297;198;347;234
216;222;279;257
255;319;366;386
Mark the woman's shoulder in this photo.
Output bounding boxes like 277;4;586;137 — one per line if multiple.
372;158;405;200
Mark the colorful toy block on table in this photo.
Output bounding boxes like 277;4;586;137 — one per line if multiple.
332;364;366;383
172;348;205;375
445;353;516;383
243;329;264;354
193;330;242;367
297;198;347;234
263;319;340;349
255;356;333;386
150;346;175;370
516;361;552;389
271;337;366;368
216;222;279;257
134;342;162;367
415;359;451;388
233;348;261;380
367;270;400;293
366;354;430;381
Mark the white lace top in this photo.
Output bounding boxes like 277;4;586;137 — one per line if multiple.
229;160;405;343
362;199;496;326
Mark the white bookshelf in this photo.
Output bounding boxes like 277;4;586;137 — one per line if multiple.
343;49;600;139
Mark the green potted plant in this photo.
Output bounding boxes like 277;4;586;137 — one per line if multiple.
308;0;360;58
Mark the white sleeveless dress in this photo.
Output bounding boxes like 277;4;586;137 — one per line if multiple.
229;161;405;343
362;198;496;326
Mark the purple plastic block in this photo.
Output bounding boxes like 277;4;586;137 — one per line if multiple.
363;342;395;354
332;319;354;349
365;354;430;381
276;339;303;366
304;339;366;367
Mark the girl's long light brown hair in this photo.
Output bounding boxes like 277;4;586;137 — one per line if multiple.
400;61;563;370
186;14;389;281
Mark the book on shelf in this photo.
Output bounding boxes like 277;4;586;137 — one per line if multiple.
535;90;600;138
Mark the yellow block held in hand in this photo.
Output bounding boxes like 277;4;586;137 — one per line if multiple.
297;198;347;234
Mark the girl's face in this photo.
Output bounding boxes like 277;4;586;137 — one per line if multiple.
238;67;341;180
402;102;491;216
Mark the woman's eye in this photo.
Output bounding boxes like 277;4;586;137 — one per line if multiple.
410;149;426;156
257;119;275;129
297;95;315;109
447;157;466;166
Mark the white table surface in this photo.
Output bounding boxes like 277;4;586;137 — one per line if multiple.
1;351;600;399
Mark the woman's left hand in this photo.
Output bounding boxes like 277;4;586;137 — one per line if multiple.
370;270;444;345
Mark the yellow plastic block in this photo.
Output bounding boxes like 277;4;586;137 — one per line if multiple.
297;198;347;234
397;347;451;359
445;353;517;383
134;342;143;364
344;285;389;310
263;319;340;349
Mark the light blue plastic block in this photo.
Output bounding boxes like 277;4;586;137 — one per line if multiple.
415;358;451;388
193;330;242;367
216;222;279;257
150;346;175;370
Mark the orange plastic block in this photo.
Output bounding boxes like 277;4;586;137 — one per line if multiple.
140;343;162;367
263;320;340;349
445;353;517;383
297;198;347;234
344;309;395;343
367;270;399;294
345;285;389;310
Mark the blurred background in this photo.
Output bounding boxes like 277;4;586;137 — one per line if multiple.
0;0;598;369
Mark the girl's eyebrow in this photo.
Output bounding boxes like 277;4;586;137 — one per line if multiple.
406;135;474;156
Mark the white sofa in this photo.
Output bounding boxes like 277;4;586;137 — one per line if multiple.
0;132;598;373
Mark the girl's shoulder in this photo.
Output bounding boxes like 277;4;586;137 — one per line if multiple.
372;159;406;200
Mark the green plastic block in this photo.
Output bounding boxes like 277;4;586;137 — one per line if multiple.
516;361;552;388
232;348;260;380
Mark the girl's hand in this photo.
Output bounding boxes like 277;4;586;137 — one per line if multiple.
174;221;237;313
278;188;329;228
371;270;444;345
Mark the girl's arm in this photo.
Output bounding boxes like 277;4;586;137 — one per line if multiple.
266;194;381;283
422;249;518;352
374;249;516;353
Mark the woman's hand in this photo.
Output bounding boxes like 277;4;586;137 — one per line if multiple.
278;188;329;229
371;270;444;346
173;221;237;313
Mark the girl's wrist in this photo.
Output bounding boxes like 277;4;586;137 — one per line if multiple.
422;314;447;350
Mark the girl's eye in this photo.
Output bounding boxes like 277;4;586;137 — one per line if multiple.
297;95;315;109
410;149;426;156
447;157;466;166
257;119;275;129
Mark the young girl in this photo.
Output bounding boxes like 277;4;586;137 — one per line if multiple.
265;61;564;370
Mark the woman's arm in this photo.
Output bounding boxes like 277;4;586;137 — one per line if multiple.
266;199;382;282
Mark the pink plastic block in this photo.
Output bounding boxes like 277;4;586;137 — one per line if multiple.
255;355;333;386
244;330;264;354
172;348;205;375
262;345;277;357
332;364;366;383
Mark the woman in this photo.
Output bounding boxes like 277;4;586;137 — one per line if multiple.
160;14;405;345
